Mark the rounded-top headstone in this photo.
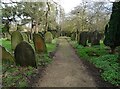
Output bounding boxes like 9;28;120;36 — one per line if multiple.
11;31;23;50
71;33;76;41
22;32;29;42
88;32;92;43
33;33;47;54
14;41;37;68
78;31;88;46
45;32;53;43
91;30;101;45
0;45;14;64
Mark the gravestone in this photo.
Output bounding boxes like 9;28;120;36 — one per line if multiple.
33;33;47;54
6;33;11;41
22;32;29;42
91;30;101;45
11;31;23;50
0;45;14;64
71;33;76;41
45;32;53;43
88;32;92;43
50;30;57;38
78;32;88;46
64;32;71;37
14;41;37;68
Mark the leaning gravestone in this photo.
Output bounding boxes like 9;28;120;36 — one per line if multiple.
11;31;23;50
78;31;88;46
91;30;101;46
0;45;14;64
14;41;37;68
33;33;47;54
45;32;53;43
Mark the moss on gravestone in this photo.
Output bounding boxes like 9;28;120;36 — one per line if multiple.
45;32;53;43
33;33;47;54
11;31;23;50
0;45;14;64
14;41;37;68
22;32;29;42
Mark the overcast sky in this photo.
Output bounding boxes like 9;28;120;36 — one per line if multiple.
59;0;115;13
2;0;116;13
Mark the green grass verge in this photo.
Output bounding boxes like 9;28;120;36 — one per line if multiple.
0;38;57;53
0;39;12;52
71;40;120;86
2;65;36;87
1;38;57;87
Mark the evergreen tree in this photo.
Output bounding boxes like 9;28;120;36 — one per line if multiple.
104;2;120;53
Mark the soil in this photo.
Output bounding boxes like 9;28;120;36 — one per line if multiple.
32;37;119;88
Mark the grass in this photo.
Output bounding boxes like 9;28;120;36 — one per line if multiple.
1;38;57;87
71;40;120;86
0;39;12;52
46;43;56;52
73;41;108;60
0;38;57;53
2;65;36;87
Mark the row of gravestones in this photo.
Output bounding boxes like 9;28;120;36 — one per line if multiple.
1;31;53;68
61;31;71;37
71;30;103;46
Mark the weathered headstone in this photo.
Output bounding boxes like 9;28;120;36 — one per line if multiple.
45;32;53;43
91;30;101;45
33;33;47;54
22;32;29;42
0;45;14;64
61;31;66;36
6;33;11;40
11;31;23;50
50;30;57;38
66;32;71;37
14;41;37;68
78;31;88;46
88;32;92;43
71;33;76;41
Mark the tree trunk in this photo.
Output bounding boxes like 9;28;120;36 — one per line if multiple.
76;29;79;41
45;2;50;32
30;20;34;40
35;20;39;34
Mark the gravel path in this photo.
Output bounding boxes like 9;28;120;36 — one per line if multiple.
34;37;98;87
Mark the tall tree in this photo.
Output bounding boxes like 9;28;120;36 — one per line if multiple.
104;1;120;53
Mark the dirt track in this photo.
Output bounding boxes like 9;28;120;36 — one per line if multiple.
33;37;101;87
